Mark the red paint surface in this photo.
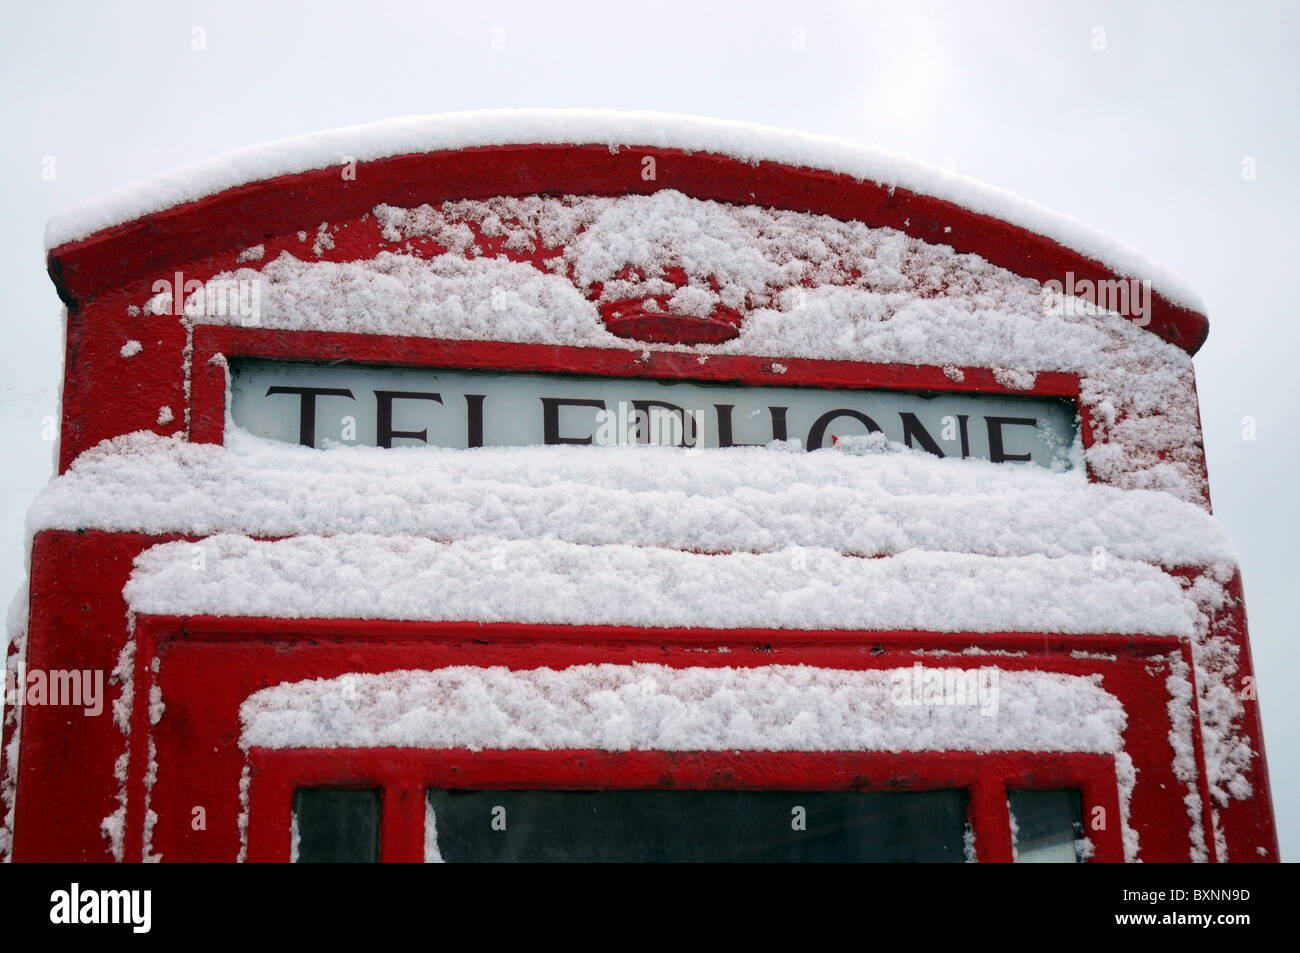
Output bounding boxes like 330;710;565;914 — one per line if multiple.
8;532;179;861
247;749;1122;863
7;138;1278;864
6;518;1278;864
137;615;1156;863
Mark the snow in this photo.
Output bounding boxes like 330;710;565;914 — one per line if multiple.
1167;648;1209;861
424;799;443;864
101;632;135;861
119;340;143;359
124;532;1197;636
142;806;159;863
109;638;134;734
1075;836;1096;862
1116;751;1139;862
198;250;602;345
1179;571;1254;809
43;110;1202;312
239;664;1126;754
31;429;1236;567
186;189;1211;501
310;222;334;257
372;189;1057;327
1008;806;1019;862
143;733;161;861
0;587;27;863
236;765;250;864
99;810;125;865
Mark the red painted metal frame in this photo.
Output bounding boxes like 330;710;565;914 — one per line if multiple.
14;136;1282;865
245;748;1123;863
120;612;1201;863
8;529;1278;863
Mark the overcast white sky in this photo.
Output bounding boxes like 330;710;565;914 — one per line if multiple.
1;0;1295;861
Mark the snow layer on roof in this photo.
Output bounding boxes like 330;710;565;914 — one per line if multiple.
46;109;1200;310
31;430;1237;567
184;190;1209;501
125;532;1197;636
192;251;604;345
238;664;1126;754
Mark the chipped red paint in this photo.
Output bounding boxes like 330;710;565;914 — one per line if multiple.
598;299;744;344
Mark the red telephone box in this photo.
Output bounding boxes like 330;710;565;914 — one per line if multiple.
1;111;1278;862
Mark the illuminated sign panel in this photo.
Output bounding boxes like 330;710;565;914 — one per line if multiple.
230;360;1078;468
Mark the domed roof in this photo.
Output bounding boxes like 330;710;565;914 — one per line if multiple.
44;109;1207;353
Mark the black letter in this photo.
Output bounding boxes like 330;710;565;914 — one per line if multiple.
985;416;1037;463
541;397;606;445
265;386;354;447
465;394;485;448
375;390;443;448
715;405;789;447
805;409;882;451
631;400;697;446
898;413;944;457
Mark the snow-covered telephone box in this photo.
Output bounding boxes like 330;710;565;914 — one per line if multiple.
1;111;1278;862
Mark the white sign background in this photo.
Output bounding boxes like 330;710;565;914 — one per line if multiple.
230;359;1079;468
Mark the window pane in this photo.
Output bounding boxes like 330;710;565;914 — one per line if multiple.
1008;789;1083;863
293;788;381;863
426;788;969;862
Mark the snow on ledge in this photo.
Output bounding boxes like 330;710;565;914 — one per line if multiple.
32;430;1239;567
239;664;1126;754
44;109;1201;311
125;532;1199;636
